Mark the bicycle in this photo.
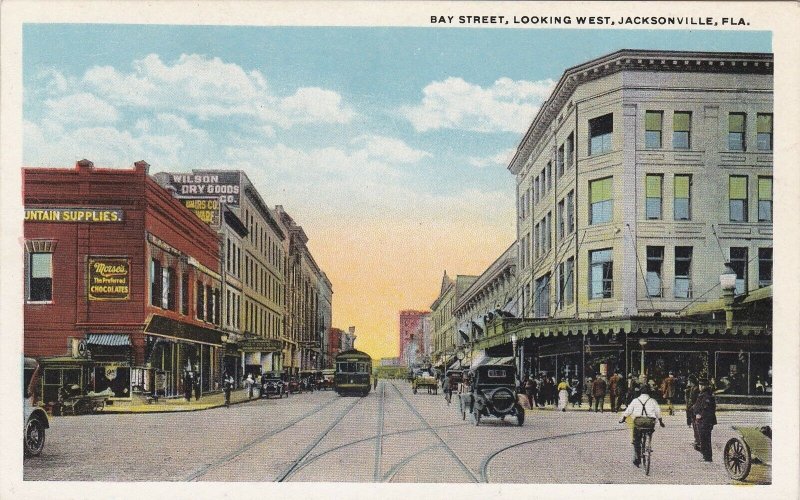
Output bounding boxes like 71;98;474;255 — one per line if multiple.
637;425;655;476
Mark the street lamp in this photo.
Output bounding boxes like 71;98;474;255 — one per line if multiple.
511;333;518;384
638;338;648;382
720;263;738;331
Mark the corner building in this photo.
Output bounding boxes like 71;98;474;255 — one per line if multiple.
481;50;772;400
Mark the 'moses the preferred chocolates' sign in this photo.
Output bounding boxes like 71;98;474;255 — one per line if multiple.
88;257;130;301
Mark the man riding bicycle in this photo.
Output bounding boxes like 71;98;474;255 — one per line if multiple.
619;386;665;467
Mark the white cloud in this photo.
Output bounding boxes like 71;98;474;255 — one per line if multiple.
467;148;516;169
44;92;119;126
351;135;431;164
402;76;555;133
74;54;354;127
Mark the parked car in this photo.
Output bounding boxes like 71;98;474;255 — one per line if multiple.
260;372;286;399
286;377;301;394
24;357;49;457
460;364;525;426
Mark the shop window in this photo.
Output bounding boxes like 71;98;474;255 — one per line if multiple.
150;259;162;307
672;111;691;149
714;352;749;395
566;190;574;234
674;174;691;221
28;252;53;302
750;352;772;394
674;247;693;299
589;248;613;299
534;274;550;318
757;113;773;151
758;248;772;287
589;114;613;155
758;176;772;222
729;176;749;222
589;177;613;225
645;111;663;149
646;246;664;297
728;112;746;151
730;247;748;295
93;365;131;398
645;174;662;220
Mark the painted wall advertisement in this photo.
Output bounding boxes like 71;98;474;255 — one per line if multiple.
180;198;221;227
88;257;130;301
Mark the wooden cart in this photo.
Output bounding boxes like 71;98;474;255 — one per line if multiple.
412;375;438;394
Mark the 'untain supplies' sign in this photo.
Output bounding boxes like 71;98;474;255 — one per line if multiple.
25;207;124;222
180;198;221;227
88;257;130;301
166;171;241;206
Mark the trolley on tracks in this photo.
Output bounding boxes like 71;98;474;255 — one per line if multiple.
334;349;372;396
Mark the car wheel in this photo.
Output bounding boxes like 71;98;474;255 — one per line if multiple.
24;417;45;457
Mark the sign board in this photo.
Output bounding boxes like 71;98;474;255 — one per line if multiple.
239;338;283;353
25;207;124;223
180;198;221;227
88;257;130;301
164;171;241;206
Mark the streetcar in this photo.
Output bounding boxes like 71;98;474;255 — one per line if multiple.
334;349;372;396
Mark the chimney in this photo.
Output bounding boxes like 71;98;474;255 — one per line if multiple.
76;159;94;173
134;160;150;175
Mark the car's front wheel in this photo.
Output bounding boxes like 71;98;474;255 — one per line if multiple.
24;417;45;457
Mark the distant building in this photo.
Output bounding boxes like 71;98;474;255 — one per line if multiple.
430;272;477;369
399;310;430;366
380;357;401;367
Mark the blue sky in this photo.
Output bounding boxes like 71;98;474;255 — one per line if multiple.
22;24;771;357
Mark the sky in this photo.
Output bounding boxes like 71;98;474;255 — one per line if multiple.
22;24;770;360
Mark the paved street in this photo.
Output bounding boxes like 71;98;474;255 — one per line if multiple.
24;380;770;484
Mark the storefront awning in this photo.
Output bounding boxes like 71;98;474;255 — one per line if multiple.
86;333;131;346
144;314;224;346
472;356;514;368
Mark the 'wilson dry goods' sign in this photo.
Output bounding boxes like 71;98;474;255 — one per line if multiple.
88;257;130;301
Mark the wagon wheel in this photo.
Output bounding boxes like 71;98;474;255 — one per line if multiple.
724;437;752;481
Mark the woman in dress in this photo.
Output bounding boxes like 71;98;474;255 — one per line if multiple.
557;378;570;412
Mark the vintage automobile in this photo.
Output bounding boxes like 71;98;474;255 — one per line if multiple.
24;357;50;457
286;376;302;394
460;364;525;426
412;370;438;395
299;371;316;392
260;372;286;399
321;369;335;390
724;425;771;482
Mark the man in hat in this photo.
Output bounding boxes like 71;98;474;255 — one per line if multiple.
608;370;621;413
685;374;701;450
592;374;607;413
661;371;677;416
619;385;665;467
692;378;717;462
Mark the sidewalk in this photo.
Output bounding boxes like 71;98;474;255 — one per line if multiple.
101;389;259;414
519;397;770;413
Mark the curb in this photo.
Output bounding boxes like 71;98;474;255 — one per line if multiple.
93;394;262;415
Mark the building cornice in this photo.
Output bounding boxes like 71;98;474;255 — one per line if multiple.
508;49;773;175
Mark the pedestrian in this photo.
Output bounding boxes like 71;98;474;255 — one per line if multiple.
585;376;594;410
626;373;639;406
524;375;537;410
569;378;580;407
615;372;628;412
183;370;193;402
608;370;621;413
223;372;233;407
246;373;255;399
685;374;701;450
193;370;201;401
661;371;676;416
592;375;607;412
557;378;570;412
692;378;717;462
547;376;557;406
619;385;665;468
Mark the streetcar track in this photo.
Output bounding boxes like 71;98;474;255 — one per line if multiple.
184;395;342;481
372;380;385;481
389;381;479;483
277;395;364;481
383;444;440;482
479;426;628;483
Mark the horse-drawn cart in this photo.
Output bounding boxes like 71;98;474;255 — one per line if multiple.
60;394;107;415
724;425;771;481
412;374;438;394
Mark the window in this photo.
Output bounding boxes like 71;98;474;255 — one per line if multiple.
645;175;662;220
547;162;552;191
28;252;53;301
589;114;613;155
589;248;613;299
541;168;546;195
645;111;662;149
534;175;539;204
729;113;746;151
557;199;565;240
557;144;565;177
534;274;551;318
674;175;692;221
674;247;693;298
545;212;552;251
196;281;205;321
589;177;613;224
566;191;575;234
564;257;574;305
730;248;748;295
758;177;773;222
757;113;773;151
729;176;749;222
672;112;691;149
181;272;189;315
646;246;664;297
150;259;162;307
214;289;221;326
164;266;176;310
758;248;772;287
566;133;574;169
534;223;540;259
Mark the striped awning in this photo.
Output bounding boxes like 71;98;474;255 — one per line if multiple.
86;333;131;346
